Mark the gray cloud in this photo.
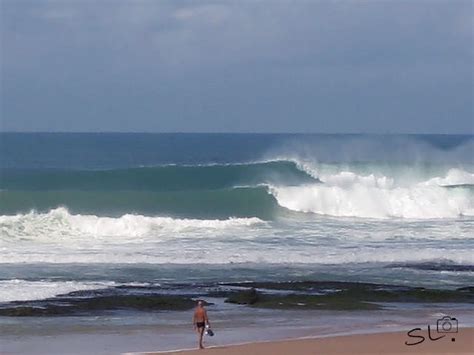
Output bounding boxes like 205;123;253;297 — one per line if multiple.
1;0;472;133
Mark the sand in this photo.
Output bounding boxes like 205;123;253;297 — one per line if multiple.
141;328;474;355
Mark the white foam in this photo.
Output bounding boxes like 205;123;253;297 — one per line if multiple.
2;243;473;265
269;167;474;219
320;171;395;189
0;207;265;240
423;168;474;187
0;279;117;303
1;165;473;266
271;184;474;219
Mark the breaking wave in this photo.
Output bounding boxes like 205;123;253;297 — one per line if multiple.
270;168;474;219
1;160;473;220
0;207;265;240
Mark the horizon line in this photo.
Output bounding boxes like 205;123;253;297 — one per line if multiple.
1;131;473;136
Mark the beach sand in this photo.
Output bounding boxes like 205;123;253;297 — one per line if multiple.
141;328;474;355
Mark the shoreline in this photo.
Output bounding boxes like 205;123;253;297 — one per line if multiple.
139;328;474;355
3;304;474;354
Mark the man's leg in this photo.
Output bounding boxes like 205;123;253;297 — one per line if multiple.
195;327;201;349
199;327;205;349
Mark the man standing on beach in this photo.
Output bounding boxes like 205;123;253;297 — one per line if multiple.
193;300;210;349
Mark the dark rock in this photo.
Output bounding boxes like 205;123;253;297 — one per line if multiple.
225;288;259;305
0;295;197;317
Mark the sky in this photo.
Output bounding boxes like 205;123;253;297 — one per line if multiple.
0;0;473;133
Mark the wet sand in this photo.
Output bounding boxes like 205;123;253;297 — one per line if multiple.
143;328;474;355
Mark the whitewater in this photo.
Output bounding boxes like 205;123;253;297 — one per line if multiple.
1;133;473;303
270;167;474;219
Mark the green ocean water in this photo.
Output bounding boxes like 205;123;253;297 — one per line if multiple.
0;133;473;305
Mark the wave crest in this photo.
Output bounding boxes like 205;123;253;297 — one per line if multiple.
0;207;265;240
1;160;473;220
423;168;474;187
270;167;474;219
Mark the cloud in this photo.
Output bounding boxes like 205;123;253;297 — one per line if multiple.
1;0;472;133
174;4;230;24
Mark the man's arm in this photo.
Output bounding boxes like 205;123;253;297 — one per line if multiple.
192;312;196;329
204;309;210;327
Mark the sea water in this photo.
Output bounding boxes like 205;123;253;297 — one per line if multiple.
0;133;473;352
1;133;473;293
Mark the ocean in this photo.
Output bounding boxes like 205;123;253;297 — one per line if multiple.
1;133;473;352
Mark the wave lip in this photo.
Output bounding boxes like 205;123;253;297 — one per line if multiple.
0;160;317;191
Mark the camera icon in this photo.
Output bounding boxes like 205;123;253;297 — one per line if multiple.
436;316;458;333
